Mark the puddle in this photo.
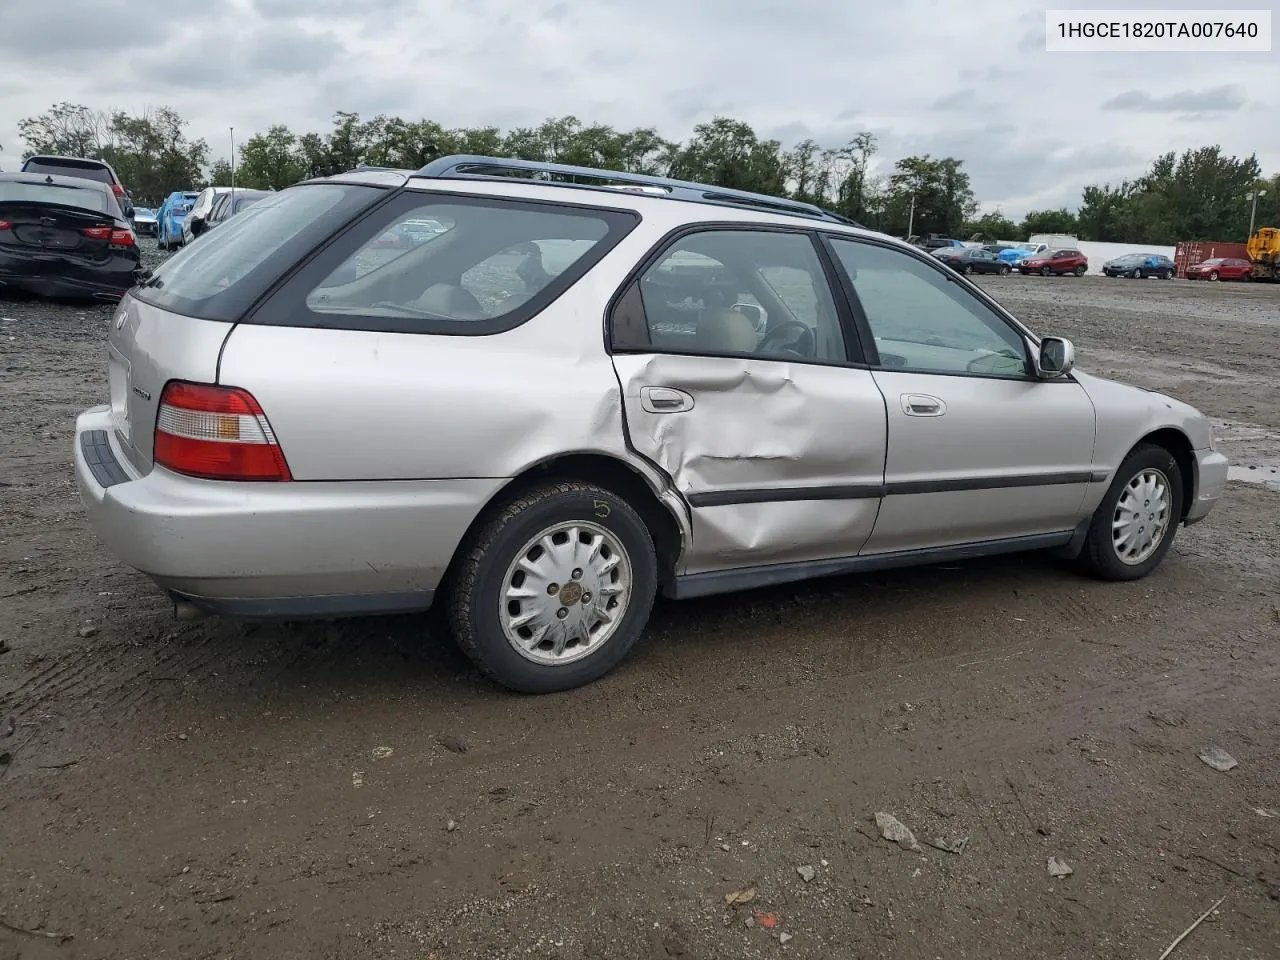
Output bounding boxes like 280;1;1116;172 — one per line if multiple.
1228;461;1280;492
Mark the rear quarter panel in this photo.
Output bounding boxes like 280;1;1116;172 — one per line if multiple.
215;222;670;482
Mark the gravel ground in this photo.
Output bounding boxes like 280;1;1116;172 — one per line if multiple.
1;245;1279;959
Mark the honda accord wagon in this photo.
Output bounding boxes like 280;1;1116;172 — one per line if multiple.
74;156;1229;693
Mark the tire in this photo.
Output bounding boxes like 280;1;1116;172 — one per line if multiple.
1041;266;1052;276
1162;270;1172;280
964;264;975;275
1208;270;1219;281
1078;443;1184;582
447;481;658;693
999;265;1010;276
1074;265;1087;276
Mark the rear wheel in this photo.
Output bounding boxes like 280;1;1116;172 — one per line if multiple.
1161;270;1172;279
448;481;658;693
964;264;975;275
1079;444;1183;582
1041;266;1052;276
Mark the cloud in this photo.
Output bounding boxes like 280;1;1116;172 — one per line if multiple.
1;0;1277;220
1101;85;1248;113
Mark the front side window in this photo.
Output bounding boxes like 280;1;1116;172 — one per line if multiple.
827;238;1028;377
614;229;848;363
304;199;628;325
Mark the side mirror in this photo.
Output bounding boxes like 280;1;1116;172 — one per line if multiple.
1033;336;1075;378
124;205;135;219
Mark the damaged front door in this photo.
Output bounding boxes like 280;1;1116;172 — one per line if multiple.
609;227;887;576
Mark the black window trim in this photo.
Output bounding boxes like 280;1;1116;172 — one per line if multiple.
603;220;873;370
818;231;1078;385
246;188;642;337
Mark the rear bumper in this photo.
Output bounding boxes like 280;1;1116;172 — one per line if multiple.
74;405;506;619
1185;447;1229;525
0;252;138;300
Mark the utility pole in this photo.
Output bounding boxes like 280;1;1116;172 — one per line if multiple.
907;190;916;240
230;127;236;200
1246;188;1266;238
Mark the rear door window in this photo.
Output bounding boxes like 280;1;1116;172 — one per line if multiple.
274;191;638;334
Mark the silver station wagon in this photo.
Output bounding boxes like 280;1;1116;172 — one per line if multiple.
74;156;1229;693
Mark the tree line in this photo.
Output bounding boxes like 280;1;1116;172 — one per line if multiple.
12;101;1279;245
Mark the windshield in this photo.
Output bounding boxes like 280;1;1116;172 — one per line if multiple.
0;180;109;213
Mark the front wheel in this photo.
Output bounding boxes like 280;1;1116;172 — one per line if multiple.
999;265;1010;275
1208;270;1220;281
1162;270;1172;280
964;264;975;275
1079;444;1183;581
1041;266;1052;276
447;481;658;693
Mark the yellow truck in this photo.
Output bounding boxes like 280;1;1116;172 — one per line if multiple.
1247;226;1280;281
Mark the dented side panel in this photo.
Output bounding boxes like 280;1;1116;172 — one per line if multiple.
611;353;888;574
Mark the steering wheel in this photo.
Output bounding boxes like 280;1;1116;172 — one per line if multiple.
756;320;815;357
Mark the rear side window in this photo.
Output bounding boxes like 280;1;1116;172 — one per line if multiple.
274;192;637;334
22;158;113;184
135;183;386;322
0;181;109;213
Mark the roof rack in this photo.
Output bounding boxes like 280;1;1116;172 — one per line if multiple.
412;155;864;227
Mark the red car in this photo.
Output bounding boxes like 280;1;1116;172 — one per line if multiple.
1184;257;1253;281
1018;248;1089;276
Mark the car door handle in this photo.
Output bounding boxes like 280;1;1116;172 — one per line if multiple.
640;386;695;413
901;393;946;417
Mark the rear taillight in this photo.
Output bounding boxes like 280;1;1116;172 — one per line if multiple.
109;229;134;246
154;381;292;482
0;220;10;231
111;184;125;198
82;226;111;240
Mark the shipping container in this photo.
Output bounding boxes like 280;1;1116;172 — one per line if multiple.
1173;241;1250;278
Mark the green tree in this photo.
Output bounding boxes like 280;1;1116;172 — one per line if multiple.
1019;208;1079;237
236;124;305;189
884;155;976;237
103;107;208;203
667;117;785;196
17;102;112;158
964;210;1019;242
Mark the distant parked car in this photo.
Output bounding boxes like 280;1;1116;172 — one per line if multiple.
19;155;133;219
182;186;234;243
0;171;141;301
1184;257;1252;282
1102;253;1174;279
156;191;200;250
203;189;272;233
131;206;158;237
1018;248;1088;276
932;246;1011;275
916;236;964;251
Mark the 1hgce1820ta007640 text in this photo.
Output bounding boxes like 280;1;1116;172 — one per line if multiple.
1045;9;1272;52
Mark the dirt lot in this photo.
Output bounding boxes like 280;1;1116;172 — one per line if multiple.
2;251;1279;960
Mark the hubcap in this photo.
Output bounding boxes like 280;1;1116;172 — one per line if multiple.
499;520;632;666
1112;468;1172;565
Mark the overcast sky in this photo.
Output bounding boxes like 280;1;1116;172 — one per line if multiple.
1;0;1276;219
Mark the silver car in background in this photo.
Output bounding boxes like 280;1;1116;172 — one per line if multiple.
73;156;1229;693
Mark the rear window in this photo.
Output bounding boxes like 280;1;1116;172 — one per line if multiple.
134;183;387;322
278;192;638;334
22;158;113;184
0;181;109;213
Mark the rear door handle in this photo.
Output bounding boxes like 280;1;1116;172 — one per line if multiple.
640;386;695;413
901;393;946;417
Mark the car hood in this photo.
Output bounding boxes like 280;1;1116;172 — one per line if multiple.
1072;369;1213;450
